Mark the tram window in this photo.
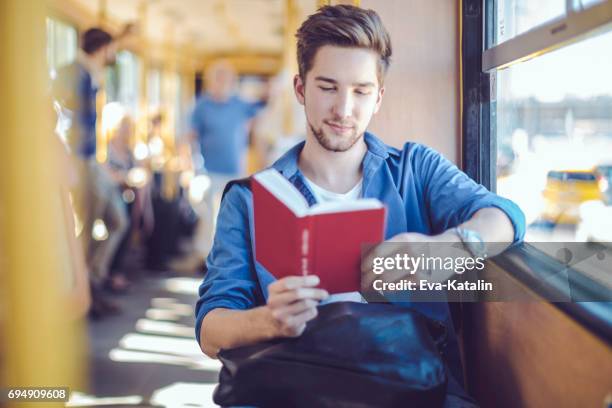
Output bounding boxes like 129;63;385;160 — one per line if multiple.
580;0;607;8
148;68;162;111
490;0;566;46
105;50;140;111
494;29;612;239
46;17;77;78
488;1;612;289
117;51;140;113
105;65;119;102
174;72;185;137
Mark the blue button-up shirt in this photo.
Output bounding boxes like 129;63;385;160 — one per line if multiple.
52;62;98;159
195;132;525;346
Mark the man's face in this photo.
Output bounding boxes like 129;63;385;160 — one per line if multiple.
206;63;236;100
294;45;385;152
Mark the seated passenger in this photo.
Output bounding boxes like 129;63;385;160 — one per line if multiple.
195;4;525;403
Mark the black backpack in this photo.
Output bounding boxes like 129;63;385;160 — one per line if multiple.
214;302;448;408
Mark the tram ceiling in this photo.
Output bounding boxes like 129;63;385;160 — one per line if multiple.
70;0;316;56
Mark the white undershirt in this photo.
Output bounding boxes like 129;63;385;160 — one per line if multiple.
304;176;363;202
302;175;367;304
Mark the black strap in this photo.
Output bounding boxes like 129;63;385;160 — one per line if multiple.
221;177;251;201
218;176;264;305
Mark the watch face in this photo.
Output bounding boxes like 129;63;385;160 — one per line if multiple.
467;240;487;257
458;228;486;257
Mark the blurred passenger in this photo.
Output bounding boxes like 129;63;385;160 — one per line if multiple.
104;114;136;292
54;135;91;319
191;60;264;179
251;71;307;166
52;26;132;318
190;61;267;254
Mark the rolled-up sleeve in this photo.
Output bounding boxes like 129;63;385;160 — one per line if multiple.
194;185;261;345
415;145;525;243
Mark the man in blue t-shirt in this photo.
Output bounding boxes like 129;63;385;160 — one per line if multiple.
195;5;525;405
190;61;266;254
191;61;265;177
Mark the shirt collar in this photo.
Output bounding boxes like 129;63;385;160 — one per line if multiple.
271;131;390;179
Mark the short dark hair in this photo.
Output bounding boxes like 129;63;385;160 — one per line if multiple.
296;5;392;84
81;28;113;55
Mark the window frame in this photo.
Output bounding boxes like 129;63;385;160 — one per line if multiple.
482;0;612;72
46;15;78;75
461;0;612;344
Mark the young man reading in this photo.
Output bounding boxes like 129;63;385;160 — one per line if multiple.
195;4;525;402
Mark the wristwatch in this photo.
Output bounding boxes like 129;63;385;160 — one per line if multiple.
454;227;487;258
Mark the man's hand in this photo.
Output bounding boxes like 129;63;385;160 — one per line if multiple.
118;22;138;40
200;275;327;358
360;231;470;293
361;232;432;291
266;275;329;337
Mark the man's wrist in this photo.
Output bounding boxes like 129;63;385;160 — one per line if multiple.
438;229;462;243
454;227;487;258
258;305;283;340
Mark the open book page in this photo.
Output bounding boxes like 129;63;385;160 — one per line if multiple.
253;169;309;216
308;198;383;215
254;169;384;216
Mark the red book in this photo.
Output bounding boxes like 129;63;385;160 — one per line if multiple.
252;169;386;294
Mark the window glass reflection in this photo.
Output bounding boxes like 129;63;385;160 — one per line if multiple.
495;29;612;246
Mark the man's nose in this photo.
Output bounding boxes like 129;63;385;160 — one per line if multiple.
332;91;354;119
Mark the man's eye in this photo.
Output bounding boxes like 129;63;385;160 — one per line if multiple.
355;89;371;96
319;87;335;92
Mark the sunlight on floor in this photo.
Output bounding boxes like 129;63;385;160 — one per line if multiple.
66;392;143;407
164;277;201;295
146;308;183;321
118;333;203;358
108;295;221;373
109;348;222;371
135;318;195;337
82;278;221;407
150;382;219;408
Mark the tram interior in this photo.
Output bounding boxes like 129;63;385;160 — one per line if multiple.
0;0;611;407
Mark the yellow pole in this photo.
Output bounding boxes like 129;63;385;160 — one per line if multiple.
283;0;299;135
183;41;196;107
95;0;109;163
161;24;178;200
162;25;176;153
95;89;108;163
137;0;149;145
0;1;80;407
322;0;360;5
98;0;108;25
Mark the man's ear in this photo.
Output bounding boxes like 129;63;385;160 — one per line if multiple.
293;74;305;106
373;86;385;114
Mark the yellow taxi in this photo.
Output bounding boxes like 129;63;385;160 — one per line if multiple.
541;170;603;224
